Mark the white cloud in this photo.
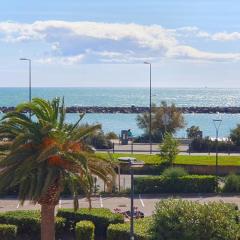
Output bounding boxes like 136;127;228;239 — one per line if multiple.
0;20;240;64
211;32;240;41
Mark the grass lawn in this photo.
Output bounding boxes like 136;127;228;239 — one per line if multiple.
97;153;240;166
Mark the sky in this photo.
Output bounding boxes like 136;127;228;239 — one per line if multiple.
0;0;240;87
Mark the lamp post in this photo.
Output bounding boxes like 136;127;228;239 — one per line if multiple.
20;58;32;118
117;157;144;240
213;119;222;191
144;62;152;154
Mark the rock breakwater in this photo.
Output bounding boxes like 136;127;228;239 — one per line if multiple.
1;106;240;114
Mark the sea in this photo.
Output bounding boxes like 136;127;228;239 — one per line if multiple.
0;87;240;138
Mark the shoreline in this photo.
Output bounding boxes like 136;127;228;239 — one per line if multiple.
1;106;240;114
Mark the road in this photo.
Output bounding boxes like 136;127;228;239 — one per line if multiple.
1;194;240;216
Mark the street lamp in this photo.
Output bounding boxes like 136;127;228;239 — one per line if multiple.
118;157;144;240
20;58;32;118
213;118;222;191
144;62;152;154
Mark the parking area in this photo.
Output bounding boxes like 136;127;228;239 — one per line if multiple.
1;194;240;216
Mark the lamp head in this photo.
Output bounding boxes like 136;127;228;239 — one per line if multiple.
19;58;30;61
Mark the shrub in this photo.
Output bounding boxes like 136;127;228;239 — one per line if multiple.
223;174;240;193
160;133;179;166
0;224;17;240
162;167;188;178
85;131;113;149
75;221;95;240
151;199;240;240
0;141;12;151
57;208;124;237
0;210;65;239
134;175;216;194
190;137;238;153
107;218;152;240
105;132;118;140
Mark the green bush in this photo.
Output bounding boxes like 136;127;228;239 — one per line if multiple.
105;132;118;140
162;167;188;178
0;224;17;240
107;218;152;240
75;221;95;240
57;208;124;237
0;141;11;151
134;175;216;194
0;210;65;239
151;199;240;240
223;174;240;193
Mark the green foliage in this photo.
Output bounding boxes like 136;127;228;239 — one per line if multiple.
0;142;11;151
151;199;240;240
190;137;236;152
0;210;65;239
162;167;188;178
230;124;240;146
57;208;124;237
160;133;179;165
186;125;202;139
105;132;118;140
85;130;113;149
223;174;240;193
134;175;216;194
0;224;17;240
136;101;185;142
75;221;95;240
0;97;116;209
107;218;152;240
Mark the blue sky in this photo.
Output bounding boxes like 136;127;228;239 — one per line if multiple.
0;0;240;87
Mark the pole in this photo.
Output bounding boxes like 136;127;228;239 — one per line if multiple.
20;58;32;119
216;128;218;192
29;59;32;119
149;63;152;154
118;165;121;192
130;164;134;240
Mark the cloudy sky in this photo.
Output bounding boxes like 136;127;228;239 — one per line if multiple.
1;0;240;87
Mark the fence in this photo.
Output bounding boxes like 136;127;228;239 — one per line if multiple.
96;141;238;155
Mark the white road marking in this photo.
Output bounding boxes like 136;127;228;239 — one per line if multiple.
139;194;145;207
100;195;103;208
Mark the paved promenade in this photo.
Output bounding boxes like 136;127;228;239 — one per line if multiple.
1;194;240;216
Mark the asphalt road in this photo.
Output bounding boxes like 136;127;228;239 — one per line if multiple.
1;194;240;216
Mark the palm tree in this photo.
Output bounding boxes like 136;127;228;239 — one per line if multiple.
0;98;116;240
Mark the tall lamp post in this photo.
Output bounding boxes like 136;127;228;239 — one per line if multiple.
118;157;144;240
20;58;32;118
144;62;152;154
213;119;222;191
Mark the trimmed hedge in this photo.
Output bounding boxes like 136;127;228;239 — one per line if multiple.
134;175;216;193
0;224;17;240
107;218;152;240
0;210;65;239
57;208;124;237
75;221;95;240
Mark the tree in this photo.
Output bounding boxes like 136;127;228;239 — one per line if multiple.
0;98;116;240
160;133;179;166
186;125;202;139
136;101;185;142
230;124;240;146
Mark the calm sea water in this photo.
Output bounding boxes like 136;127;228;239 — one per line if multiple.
0;87;240;137
0;87;240;107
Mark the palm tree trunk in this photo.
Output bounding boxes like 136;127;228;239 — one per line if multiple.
41;204;56;240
